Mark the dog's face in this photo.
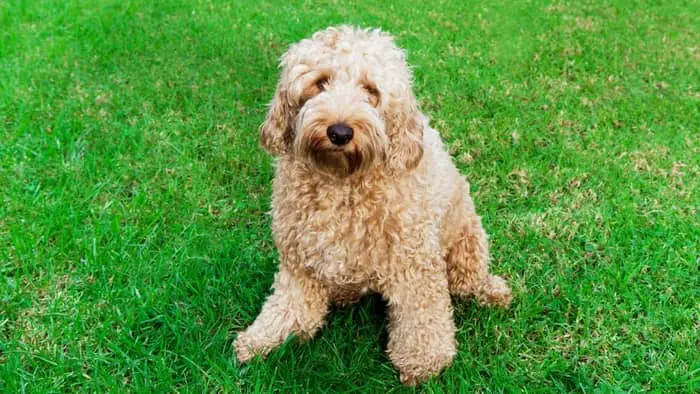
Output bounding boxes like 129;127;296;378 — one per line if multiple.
259;26;424;177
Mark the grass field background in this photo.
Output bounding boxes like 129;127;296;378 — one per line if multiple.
1;0;698;391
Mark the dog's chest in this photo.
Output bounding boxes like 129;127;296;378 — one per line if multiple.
272;177;398;285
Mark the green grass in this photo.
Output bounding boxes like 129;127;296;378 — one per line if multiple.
1;0;698;391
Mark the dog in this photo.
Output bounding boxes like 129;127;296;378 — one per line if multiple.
235;25;512;385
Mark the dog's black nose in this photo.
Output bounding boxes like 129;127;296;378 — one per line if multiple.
327;123;353;146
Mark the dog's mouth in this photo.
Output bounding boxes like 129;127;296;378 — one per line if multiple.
309;143;367;176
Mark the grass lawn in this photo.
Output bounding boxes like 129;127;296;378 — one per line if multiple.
1;0;698;391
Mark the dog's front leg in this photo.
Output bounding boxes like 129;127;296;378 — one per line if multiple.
234;266;330;363
384;262;457;386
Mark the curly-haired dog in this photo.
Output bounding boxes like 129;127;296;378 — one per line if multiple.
235;26;512;385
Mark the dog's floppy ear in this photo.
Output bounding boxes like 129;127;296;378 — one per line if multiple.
384;93;424;172
259;79;293;156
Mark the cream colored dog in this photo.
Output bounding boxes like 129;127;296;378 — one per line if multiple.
235;25;511;385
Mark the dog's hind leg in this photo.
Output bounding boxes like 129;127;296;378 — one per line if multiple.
444;200;511;308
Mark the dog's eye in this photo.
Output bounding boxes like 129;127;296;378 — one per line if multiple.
300;76;329;105
362;83;380;106
315;77;329;91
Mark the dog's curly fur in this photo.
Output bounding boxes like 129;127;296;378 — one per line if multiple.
235;25;512;385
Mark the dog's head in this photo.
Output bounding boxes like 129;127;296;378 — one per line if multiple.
259;26;424;177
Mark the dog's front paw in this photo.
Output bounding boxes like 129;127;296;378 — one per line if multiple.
390;341;457;386
234;331;267;363
391;346;456;386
